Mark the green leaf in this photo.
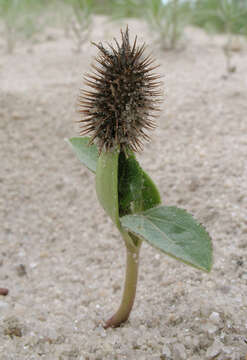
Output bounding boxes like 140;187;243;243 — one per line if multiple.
118;152;161;216
141;170;161;211
96;150;120;227
67;137;98;173
120;206;213;272
118;152;143;215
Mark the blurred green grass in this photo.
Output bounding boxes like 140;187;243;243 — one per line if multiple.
0;0;246;53
192;0;247;35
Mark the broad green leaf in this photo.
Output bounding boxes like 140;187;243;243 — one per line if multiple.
118;152;161;216
120;206;212;272
96;150;120;227
67;137;98;173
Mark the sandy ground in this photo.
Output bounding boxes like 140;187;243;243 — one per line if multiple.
0;16;247;360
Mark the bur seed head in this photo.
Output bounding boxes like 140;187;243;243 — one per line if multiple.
79;27;162;153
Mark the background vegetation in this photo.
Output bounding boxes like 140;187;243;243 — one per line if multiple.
0;0;247;53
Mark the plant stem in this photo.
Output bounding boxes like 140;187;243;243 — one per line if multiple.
104;236;141;329
170;0;179;49
224;22;233;73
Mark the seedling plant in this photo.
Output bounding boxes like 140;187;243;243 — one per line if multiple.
0;0;24;53
145;0;191;50
193;0;247;73
0;0;44;53
63;0;92;52
68;27;212;328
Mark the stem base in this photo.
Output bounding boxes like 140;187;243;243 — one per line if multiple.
104;239;141;328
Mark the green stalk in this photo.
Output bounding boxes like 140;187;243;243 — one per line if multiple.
104;236;141;329
170;0;179;49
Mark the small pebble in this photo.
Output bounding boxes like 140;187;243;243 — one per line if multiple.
209;312;221;324
14;303;27;316
0;288;9;296
162;344;171;358
16;264;27;277
173;343;186;360
0;301;10;311
206;339;222;359
241;272;247;280
202;322;218;334
12;112;22;120
188;176;200;191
